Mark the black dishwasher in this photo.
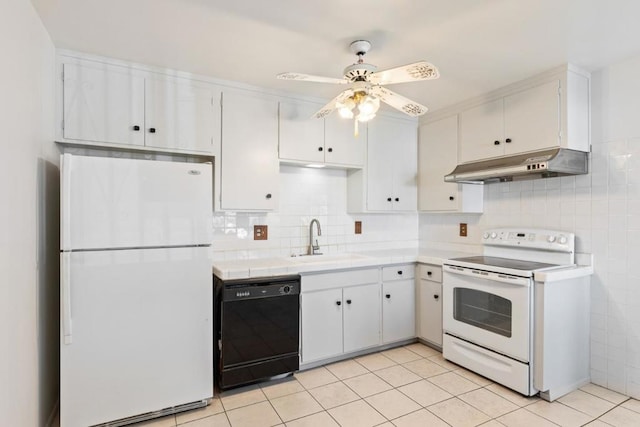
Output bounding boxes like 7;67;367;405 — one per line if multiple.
214;275;300;390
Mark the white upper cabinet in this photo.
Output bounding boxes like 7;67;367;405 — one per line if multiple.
458;66;589;163
348;115;417;212
324;114;365;167
220;89;279;211
61;60;220;154
145;77;220;153
63;62;145;146
419;115;483;213
278;99;365;167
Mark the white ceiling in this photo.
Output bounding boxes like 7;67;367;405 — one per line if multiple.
31;0;640;113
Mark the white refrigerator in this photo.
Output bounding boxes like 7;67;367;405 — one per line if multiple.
60;154;214;427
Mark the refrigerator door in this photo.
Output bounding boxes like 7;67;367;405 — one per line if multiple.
60;247;213;427
61;154;213;250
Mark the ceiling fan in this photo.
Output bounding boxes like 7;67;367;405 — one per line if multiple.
277;40;440;134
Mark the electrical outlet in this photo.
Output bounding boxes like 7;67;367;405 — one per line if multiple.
459;223;468;237
355;221;362;234
254;225;268;240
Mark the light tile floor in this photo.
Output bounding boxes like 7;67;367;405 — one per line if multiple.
63;343;640;427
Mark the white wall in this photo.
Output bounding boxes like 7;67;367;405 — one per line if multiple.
212;165;418;261
0;0;57;425
419;53;640;398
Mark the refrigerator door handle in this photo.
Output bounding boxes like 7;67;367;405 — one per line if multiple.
61;253;73;344
61;153;72;250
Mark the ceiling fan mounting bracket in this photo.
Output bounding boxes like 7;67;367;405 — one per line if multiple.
350;40;372;57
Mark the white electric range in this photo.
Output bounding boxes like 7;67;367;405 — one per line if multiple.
442;228;591;401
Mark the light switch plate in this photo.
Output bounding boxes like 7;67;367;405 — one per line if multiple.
254;225;268;240
355;221;362;234
459;223;467;237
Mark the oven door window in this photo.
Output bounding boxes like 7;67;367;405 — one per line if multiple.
453;288;512;338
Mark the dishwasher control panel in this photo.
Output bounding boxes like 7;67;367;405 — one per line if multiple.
220;276;300;301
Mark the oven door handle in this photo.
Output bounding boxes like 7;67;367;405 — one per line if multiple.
443;265;530;286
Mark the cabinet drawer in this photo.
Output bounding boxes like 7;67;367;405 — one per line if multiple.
382;265;415;282
302;268;379;293
419;264;442;283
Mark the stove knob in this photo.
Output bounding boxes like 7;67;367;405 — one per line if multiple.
490;232;497;239
559;235;568;244
547;235;556;243
483;232;490;239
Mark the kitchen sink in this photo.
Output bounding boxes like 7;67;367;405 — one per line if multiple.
286;253;371;264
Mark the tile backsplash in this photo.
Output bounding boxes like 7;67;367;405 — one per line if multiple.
211;165;419;261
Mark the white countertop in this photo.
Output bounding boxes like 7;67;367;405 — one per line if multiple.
212;248;477;280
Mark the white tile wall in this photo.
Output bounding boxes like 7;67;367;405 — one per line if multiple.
419;54;640;399
212;165;419;261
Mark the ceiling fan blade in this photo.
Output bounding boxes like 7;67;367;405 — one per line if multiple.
370;86;429;117
368;61;440;85
312;89;354;119
277;72;349;85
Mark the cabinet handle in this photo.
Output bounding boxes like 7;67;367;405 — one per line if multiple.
427;271;432;276
397;270;403;275
327;148;333;152
385;294;391;299
346;299;352;305
494;140;500;145
149;127;156;133
265;193;272;199
336;301;342;306
434;294;439;300
387;197;392;202
395;197;399;202
505;138;512;143
449;196;455;201
318;147;323;151
132;125;140;131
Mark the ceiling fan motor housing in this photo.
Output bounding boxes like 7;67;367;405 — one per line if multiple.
343;62;377;81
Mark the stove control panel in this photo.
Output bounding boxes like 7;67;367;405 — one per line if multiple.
482;228;574;253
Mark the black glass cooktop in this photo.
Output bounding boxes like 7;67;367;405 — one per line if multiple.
448;256;559;272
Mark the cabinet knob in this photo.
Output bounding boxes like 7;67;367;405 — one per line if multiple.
327;148;333;152
149;127;156;133
387;197;392;202
346;299;352;305
132;125;140;131
265;193;272;199
449;196;455;201
318;147;323;151
427;271;432;276
336;301;341;306
385;294;391;299
434;294;439;300
397;270;403;275
494;140;500;145
395;197;399;202
505;138;512;143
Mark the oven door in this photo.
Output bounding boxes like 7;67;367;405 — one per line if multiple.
443;265;531;362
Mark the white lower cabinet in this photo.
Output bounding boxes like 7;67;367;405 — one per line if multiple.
300;288;344;362
417;264;443;347
300;268;380;364
343;284;382;353
382;265;416;344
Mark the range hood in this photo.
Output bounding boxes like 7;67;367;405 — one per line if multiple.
444;148;589;184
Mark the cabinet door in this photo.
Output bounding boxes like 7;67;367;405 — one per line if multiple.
301;289;343;363
324;114;365;166
503;80;560;155
459;98;504;163
382;279;416;343
221;89;279;210
365;118;396;211
63;62;144;146
278;101;325;163
418;279;442;346
343;283;381;353
419;116;460;211
390;119;418;211
145;77;220;153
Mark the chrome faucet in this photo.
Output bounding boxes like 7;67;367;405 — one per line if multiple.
308;219;322;255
